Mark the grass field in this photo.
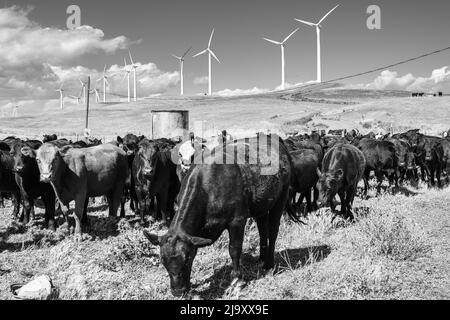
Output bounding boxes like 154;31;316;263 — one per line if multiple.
0;86;448;300
0;181;448;300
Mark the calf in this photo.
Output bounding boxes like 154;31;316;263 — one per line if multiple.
144;134;296;297
10;142;56;229
132;139;179;224
36;144;128;240
316;143;366;221
354;138;398;195
0;150;21;218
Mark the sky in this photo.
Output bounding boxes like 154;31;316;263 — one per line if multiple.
1;0;450;102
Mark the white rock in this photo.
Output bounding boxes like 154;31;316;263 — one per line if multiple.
15;275;54;300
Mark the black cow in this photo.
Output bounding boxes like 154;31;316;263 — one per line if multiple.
289;148;320;214
0;150;21;218
388;138;417;184
132;139;179;224
316;143;366;221
10;141;56;229
43;134;58;143
143;134;297;297
417;136;444;187
353;138;398;195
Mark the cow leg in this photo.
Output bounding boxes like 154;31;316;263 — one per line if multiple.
151;196;158;222
375;170;384;195
338;191;347;218
74;196;86;242
345;188;356;221
157;191;170;226
266;188;289;270
109;184;125;218
363;169;370;198
42;196;56;231
82;198;89;228
11;192;21;220
29;201;35;223
312;187;319;211
304;189;313;214
256;215;269;264
228;217;246;280
0;193;4;208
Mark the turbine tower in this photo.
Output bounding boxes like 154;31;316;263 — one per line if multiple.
128;50;139;101
56;85;64;110
295;4;340;83
263;28;299;90
96;65;110;103
193;29;220;96
171;47;192;96
122;58;131;102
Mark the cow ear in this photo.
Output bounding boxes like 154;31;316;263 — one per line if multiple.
143;230;162;246
189;236;212;248
117;136;124;144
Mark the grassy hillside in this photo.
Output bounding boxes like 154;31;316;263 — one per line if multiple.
0;85;447;141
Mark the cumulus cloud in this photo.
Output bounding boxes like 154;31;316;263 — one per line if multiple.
0;6;178;101
365;67;450;92
194;76;209;85
215;87;269;97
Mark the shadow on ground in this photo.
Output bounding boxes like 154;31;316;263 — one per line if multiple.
194;245;331;299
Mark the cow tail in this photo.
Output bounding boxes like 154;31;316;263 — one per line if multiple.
284;196;306;225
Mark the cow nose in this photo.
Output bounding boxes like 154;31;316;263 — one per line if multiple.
399;162;406;167
143;168;153;175
15;166;24;173
40;173;52;182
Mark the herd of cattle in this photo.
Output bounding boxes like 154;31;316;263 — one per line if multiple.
1;127;450;296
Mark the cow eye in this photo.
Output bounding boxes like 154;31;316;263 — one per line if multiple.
36;159;41;164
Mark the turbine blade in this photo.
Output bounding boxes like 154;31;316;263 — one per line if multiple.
182;46;192;58
124;57;128;68
294;18;316;27
282;28;300;43
103;64;107;74
128;50;135;65
209;49;220;64
319;4;340;24
208;28;215;48
193;49;208;58
96;78;102;83
263;38;281;45
171;54;182;60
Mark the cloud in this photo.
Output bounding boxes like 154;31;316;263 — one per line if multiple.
365;67;450;92
0;6;179;101
194;76;209;85
215;87;269;97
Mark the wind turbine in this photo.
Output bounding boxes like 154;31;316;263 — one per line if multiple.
96;65;110;103
122;58;131;102
295;4;340;83
263;28;299;90
128;50;139;101
56;85;64;110
193;29;220;96
171;47;192;96
79;79;87;104
93;88;101;103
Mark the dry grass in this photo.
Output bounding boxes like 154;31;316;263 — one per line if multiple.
0;182;448;300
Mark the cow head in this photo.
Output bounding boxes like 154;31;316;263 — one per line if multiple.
178;137;197;173
316;168;344;207
405;151;417;171
423;141;434;162
36;144;63;183
138;142;159;179
10;144;37;175
143;230;212;297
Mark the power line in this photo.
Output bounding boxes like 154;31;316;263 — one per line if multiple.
284;44;450;94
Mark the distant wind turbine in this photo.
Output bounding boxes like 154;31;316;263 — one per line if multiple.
122;58;132;102
295;4;340;83
68;95;81;104
263;28;299;90
79;79;87;104
193;29;220;96
171;47;192;96
56;85;65;110
128;50;139;101
96;65;110;103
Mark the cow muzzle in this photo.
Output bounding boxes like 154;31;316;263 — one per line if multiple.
40;173;53;183
14;166;24;174
143;168;153;177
